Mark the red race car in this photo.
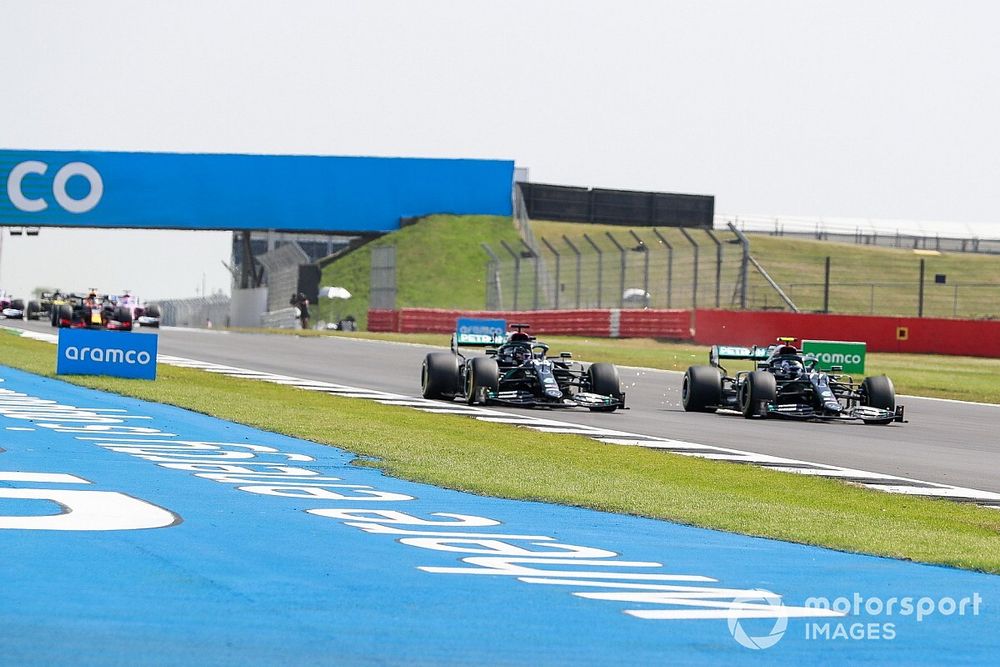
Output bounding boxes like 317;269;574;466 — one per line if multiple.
53;293;133;331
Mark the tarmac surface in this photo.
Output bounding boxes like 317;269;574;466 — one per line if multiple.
53;322;999;495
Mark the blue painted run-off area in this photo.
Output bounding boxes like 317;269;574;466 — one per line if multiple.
0;149;514;232
0;364;996;665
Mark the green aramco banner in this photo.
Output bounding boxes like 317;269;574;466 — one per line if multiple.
802;340;866;374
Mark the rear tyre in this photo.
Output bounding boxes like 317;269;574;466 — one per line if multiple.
587;362;623;412
861;375;895;411
465;357;500;405
26;301;40;320
682;365;723;413
114;306;132;324
421;353;460;400
145;304;161;318
739;370;777;419
9;299;24;318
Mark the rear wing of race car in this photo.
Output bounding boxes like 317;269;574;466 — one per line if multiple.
451;317;508;352
709;345;772;367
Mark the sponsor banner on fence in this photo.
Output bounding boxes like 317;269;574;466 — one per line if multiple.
802;339;866;374
455;317;507;345
56;328;158;380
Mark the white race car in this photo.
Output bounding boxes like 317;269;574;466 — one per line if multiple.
116;293;161;328
0;290;25;319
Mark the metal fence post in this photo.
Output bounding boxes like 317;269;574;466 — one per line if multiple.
606;231;626;308
540;237;561;310
522;240;539;310
823;256;831;314
629;230;649;304
652;228;674;309
563;235;582;309
500;239;521;311
679;228;699;309
481;243;502;310
918;258;925;318
705;229;722;308
583;233;603;309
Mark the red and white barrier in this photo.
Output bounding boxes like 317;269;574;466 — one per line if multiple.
368;307;1000;357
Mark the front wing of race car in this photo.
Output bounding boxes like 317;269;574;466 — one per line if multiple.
1;307;24;319
483;389;624;410
766;402;905;424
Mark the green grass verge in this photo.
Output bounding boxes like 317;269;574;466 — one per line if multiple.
317;214;522;330
228;328;1000;404
529;220;1000;317
3;330;999;573
317;215;1000;319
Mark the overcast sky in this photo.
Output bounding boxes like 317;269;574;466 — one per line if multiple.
1;0;998;299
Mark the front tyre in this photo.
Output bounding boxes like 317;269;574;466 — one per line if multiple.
465;357;500;405
56;304;73;328
682;365;723;413
861;375;895;411
421;353;460;400
587;362;623;412
739;370;777;419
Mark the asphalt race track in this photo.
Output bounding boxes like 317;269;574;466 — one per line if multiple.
12;320;996;495
1;363;998;664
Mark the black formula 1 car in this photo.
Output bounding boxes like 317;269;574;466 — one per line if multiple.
421;324;625;411
682;337;904;425
52;293;133;331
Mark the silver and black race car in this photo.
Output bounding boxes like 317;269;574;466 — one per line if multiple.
682;337;904;424
421;324;625;411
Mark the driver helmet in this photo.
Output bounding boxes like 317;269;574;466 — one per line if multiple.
513;346;531;364
776;357;803;377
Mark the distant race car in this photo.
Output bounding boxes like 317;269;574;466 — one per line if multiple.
421;323;625;411
32;290;76;322
116;293;161;328
0;291;26;319
682;337;904;425
52;293;134;331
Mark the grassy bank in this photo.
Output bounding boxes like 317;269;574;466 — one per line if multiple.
316;215;1000;319
3;330;999;573
317;214;521;330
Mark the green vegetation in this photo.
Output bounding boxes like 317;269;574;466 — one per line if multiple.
316;215;1000;320
228;328;1000;404
2;331;999;573
318;215;521;329
529;219;1000;317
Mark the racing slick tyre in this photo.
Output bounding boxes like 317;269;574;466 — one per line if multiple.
144;304;161;327
465;357;500;405
114;306;132;324
587;362;623;412
421;353;460;400
56;304;72;328
26;301;41;320
861;375;895;411
739;370;777;419
9;299;24;318
682;365;723;413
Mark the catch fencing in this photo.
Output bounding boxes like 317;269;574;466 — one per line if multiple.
484;226;752;312
482;224;1000;319
722;215;1000;255
156;295;231;328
